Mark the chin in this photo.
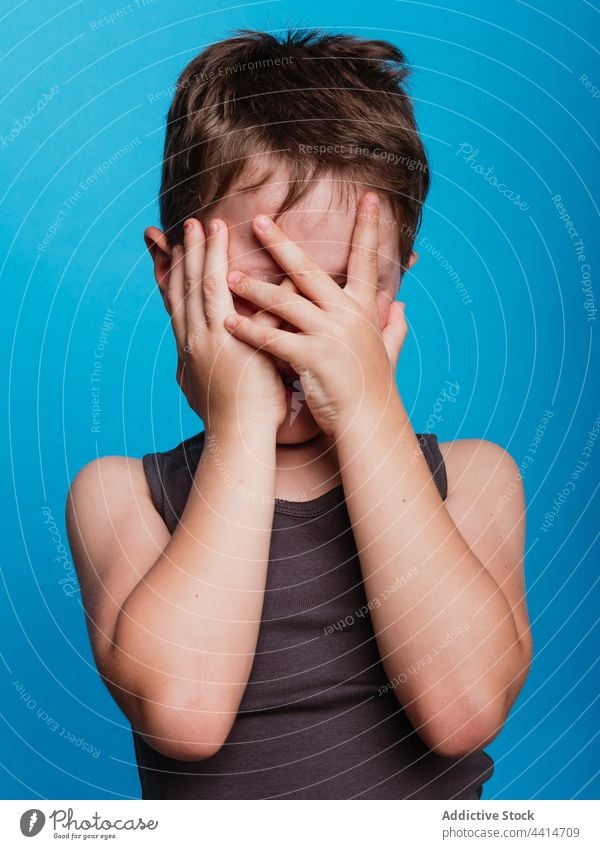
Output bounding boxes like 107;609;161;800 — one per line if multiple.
275;398;322;445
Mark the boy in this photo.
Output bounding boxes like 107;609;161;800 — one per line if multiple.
66;29;532;799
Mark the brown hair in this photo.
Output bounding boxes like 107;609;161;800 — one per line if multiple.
159;29;430;271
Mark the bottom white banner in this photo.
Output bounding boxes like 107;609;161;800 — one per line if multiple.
0;799;597;848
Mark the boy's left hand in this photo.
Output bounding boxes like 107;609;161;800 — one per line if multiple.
222;192;408;437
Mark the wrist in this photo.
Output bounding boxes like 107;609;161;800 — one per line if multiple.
334;380;404;443
205;415;278;444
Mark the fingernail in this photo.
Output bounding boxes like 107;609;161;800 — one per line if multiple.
366;192;379;208
184;219;195;233
254;215;272;232
208;219;220;235
224;315;238;330
227;271;241;284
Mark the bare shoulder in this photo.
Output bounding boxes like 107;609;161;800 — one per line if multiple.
435;436;525;555
68;454;150;508
436;438;532;661
437;437;523;512
66;454;170;686
66;452;169;592
66;455;158;575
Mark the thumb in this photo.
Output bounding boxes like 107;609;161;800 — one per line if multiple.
381;301;408;365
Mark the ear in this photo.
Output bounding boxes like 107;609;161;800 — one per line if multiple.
144;226;173;311
408;251;418;269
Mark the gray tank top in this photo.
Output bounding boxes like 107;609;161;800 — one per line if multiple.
134;430;494;799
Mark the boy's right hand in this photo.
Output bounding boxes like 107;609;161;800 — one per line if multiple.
168;217;287;432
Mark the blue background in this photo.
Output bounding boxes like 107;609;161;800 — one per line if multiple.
1;0;598;800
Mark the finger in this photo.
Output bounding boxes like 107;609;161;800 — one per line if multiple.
280;276;301;297
223;312;300;363
245;302;280;328
182;217;206;337
229;270;279;328
346;191;380;305
227;271;327;333
168;245;187;347
250;215;341;307
202;218;235;326
243;275;296;330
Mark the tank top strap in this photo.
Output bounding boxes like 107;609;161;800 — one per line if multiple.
142;430;206;534
415;432;448;501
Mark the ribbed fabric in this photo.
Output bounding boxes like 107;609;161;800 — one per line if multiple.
133;430;494;799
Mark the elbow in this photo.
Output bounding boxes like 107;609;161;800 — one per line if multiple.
416;641;533;759
427;730;496;760
139;733;226;763
418;694;508;759
135;686;237;762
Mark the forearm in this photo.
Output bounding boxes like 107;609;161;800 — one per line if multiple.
112;420;277;721
336;392;524;750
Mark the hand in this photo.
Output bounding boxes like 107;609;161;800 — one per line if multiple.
167;217;288;432
222;193;409;438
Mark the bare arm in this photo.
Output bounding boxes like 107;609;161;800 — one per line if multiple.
335;401;533;758
214;194;532;758
67;434;275;762
114;421;277;759
67;216;285;761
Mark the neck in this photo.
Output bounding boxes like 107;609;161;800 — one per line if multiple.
274;431;342;501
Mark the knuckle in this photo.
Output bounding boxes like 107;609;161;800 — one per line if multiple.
239;277;255;295
357;208;375;228
257;327;272;348
184;321;205;352
270;287;286;307
203;275;217;293
345;311;364;336
366;248;378;268
333;321;348;342
320;322;342;345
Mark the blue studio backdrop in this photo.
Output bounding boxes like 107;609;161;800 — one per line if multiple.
1;0;598;799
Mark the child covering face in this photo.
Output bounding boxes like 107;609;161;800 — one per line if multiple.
66;28;531;800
